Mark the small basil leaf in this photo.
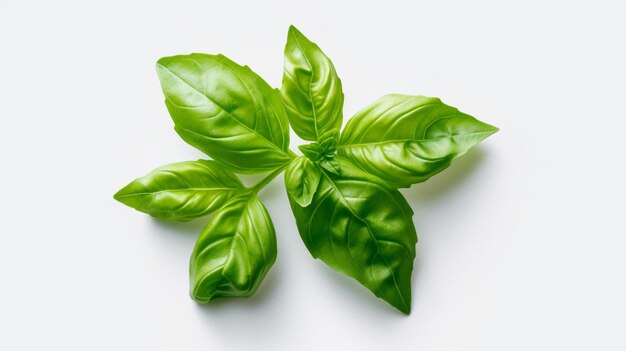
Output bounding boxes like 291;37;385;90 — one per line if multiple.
317;128;339;155
190;195;277;302
157;54;291;173
319;158;341;175
288;158;417;314
281;25;344;142
317;128;340;145
114;160;244;221
284;156;321;207
338;94;498;188
298;143;323;162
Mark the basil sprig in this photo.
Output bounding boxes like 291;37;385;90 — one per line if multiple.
115;25;497;314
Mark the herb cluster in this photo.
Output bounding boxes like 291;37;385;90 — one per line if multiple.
114;26;497;314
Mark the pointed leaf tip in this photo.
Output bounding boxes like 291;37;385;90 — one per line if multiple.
288;24;301;36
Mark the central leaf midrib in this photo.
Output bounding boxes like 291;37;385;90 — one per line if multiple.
196;198;255;297
336;130;496;149
291;31;320;140
321;171;409;310
115;187;241;198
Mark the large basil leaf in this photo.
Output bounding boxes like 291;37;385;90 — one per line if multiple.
338;94;498;188
190;195;277;302
284;156;321;207
288;158;417;314
157;54;291;173
114;160;244;221
281;25;344;142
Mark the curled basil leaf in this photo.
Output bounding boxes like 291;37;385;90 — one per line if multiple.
114;160;244;221
157;54;291;173
190;195;277;302
338;94;498;188
288;158;417;314
281;25;344;142
284;156;321;207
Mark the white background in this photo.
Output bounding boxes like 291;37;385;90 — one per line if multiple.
1;0;625;350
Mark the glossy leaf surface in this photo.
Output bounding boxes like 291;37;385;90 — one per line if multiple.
115;27;499;313
284;156;321;207
190;195;277;302
157;54;291;173
114;160;243;221
338;95;498;187
288;158;417;314
281;25;344;142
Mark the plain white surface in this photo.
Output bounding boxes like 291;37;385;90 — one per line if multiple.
1;0;625;349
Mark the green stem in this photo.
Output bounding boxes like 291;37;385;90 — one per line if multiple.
250;156;295;194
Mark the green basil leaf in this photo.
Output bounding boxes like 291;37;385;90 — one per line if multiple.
317;128;339;155
319;158;341;175
288;158;417;314
190;195;277;302
114;160;244;221
281;25;344;142
297;128;340;161
284;156;321;207
157;54;291;173
297;143;323;162
338;94;498;188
